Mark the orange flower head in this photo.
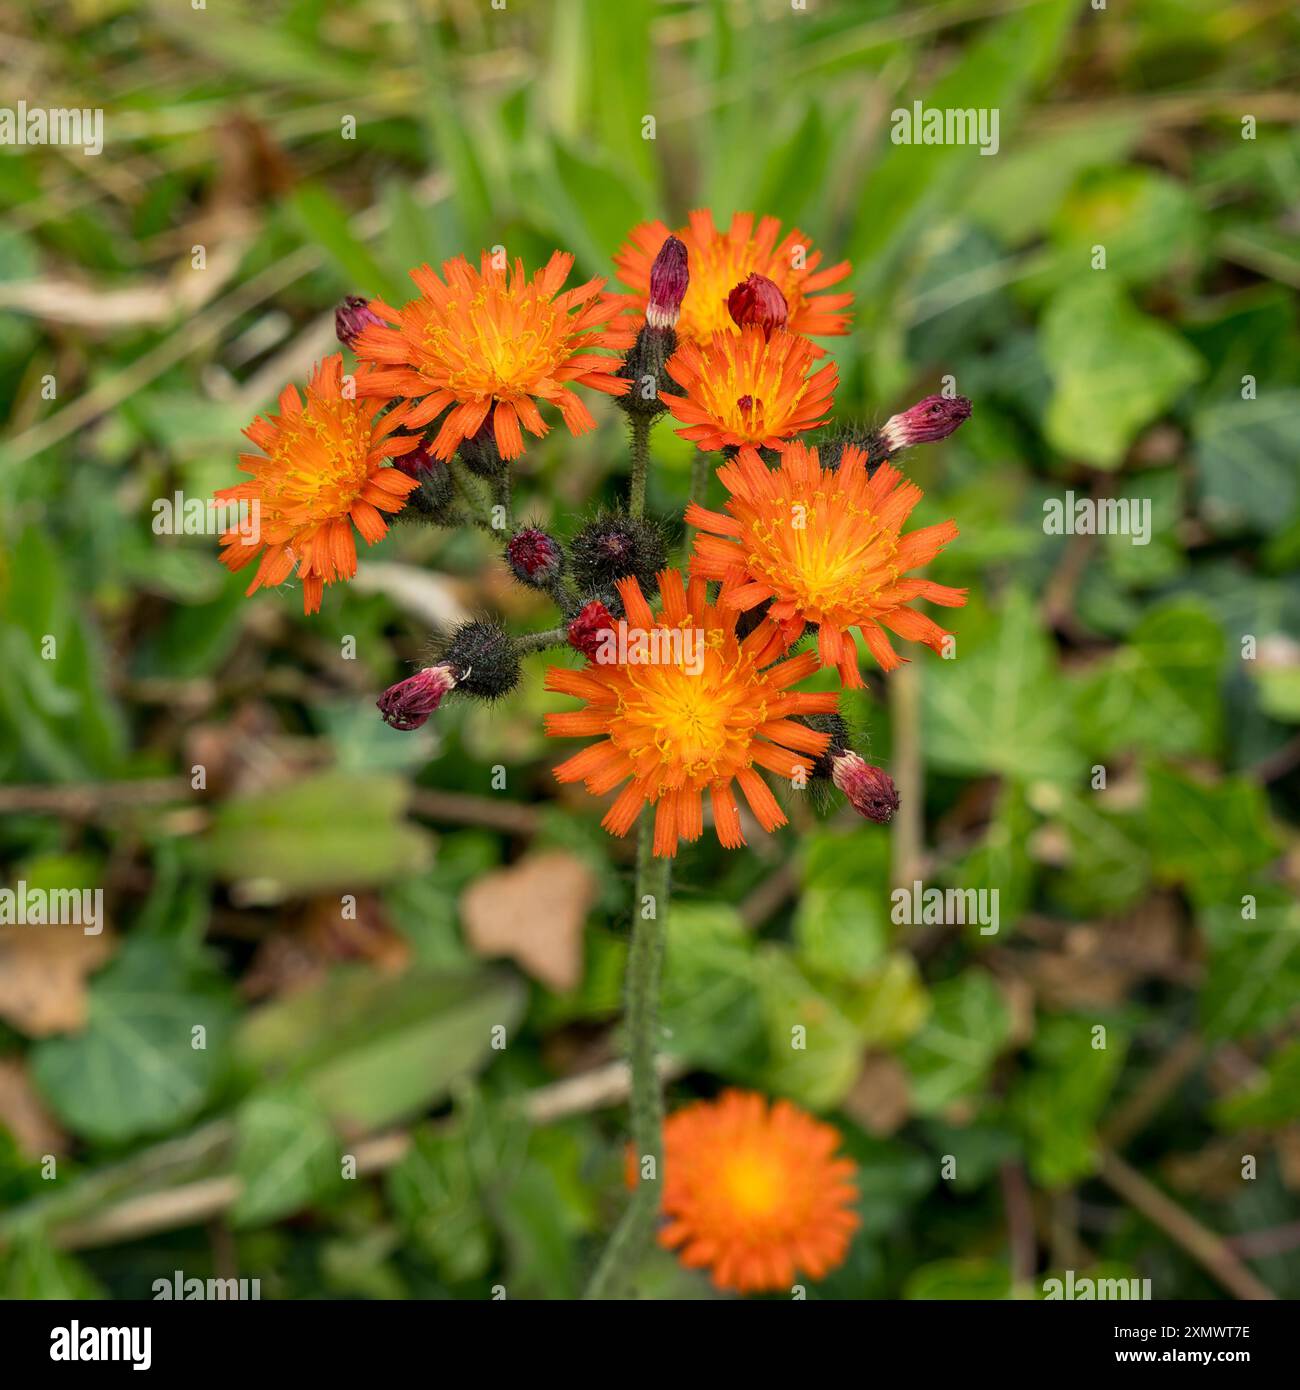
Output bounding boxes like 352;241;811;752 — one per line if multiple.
215;355;420;615
686;442;967;686
611;210;853;349
543;568;839;858
634;1089;860;1293
351;251;636;462
663;326;837;452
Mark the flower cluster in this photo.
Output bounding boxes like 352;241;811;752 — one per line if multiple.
215;211;973;1297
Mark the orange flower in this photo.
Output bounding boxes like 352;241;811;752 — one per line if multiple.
543;568;838;858
636;1090;860;1294
216;355;420;615
663;327;837;452
352;251;635;461
686;442;966;686
611;211;853;348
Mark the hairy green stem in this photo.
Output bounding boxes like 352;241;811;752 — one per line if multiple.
512;626;567;655
628;415;652;519
685;450;712;546
584;813;669;1299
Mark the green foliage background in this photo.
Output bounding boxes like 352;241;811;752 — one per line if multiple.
1;0;1298;1300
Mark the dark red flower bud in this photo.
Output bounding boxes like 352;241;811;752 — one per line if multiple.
727;273;788;339
647;236;689;330
880;394;972;453
377;664;458;731
568;600;617;661
392;441;439;480
506;527;565;588
831;752;899;824
335;295;383;349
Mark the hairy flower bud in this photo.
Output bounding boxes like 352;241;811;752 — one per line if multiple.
567;599;617;660
647;235;689;330
442;619;521;699
880;394;972;453
506;527;565;588
727;273;788;339
335;295;383;349
570;513;668;598
377;664;458;731
459;417;506;478
831;751;899;824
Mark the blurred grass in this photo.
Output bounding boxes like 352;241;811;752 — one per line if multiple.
1;0;1299;1301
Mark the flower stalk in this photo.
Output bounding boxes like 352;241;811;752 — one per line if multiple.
585;812;669;1299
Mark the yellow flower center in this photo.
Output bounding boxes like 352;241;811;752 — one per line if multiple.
607;643;769;787
719;1148;787;1219
268;399;373;519
422;283;568;398
747;490;900;625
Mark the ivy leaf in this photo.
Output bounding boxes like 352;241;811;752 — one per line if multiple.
1041;281;1202;467
899;972;1012;1115
1192;391;1300;536
1201;889;1300;1039
1009;1015;1127;1187
1074;600;1225;758
1146;764;1278;907
30;938;234;1144
923;590;1085;782
231;1085;341;1228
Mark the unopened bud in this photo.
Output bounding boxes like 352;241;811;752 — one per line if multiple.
831;752;899;824
506;527;565;588
727;273;788;339
647;235;689;330
567;600;617;660
880;395;972;453
336;295;383;349
377;664;458;731
571;513;668;598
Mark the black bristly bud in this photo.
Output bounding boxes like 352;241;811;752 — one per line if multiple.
440;619;521;700
570;512;668;599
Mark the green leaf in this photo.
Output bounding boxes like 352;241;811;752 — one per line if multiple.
1075;600;1225;758
660;903;764;1075
899;973;1011;1115
0;1235;102;1299
754;950;866;1111
231;1085;342;1228
1214;1038;1300;1129
1192;391;1300;536
1201;890;1300;1039
1009;1015;1127;1187
905;1258;1011;1300
285;184;405;303
1041;281;1202;467
795;828;892;979
31;939;235;1144
204;771;433;902
387;1123;493;1284
849;0;1078;297
923;590;1085;782
234;965;523;1132
1146;764;1278;907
